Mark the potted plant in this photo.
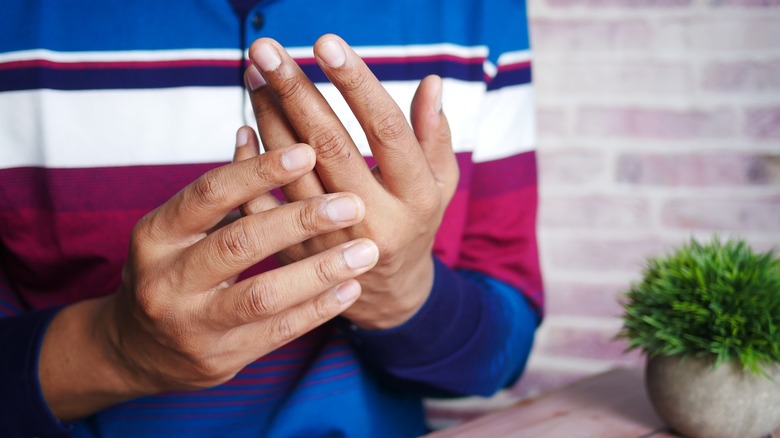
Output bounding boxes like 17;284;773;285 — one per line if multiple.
619;237;780;438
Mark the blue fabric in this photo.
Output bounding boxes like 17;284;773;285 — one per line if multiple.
0;0;530;57
0;306;72;437
347;257;537;397
0;0;537;436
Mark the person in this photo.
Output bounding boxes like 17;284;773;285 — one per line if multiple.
0;1;543;436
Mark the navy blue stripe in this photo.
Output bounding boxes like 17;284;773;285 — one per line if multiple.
0;67;242;92
487;66;532;91
0;59;487;92
301;59;485;84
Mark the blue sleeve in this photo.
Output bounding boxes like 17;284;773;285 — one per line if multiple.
343;256;538;397
0;275;71;437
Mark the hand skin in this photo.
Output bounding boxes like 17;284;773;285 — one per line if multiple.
240;34;459;330
38;134;380;421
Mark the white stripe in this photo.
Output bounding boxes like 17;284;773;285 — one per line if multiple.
287;43;488;60
0;44;489;64
473;84;536;163
317;80;486;158
497;49;532;67
1;81;533;169
483;60;497;79
0;49;242;63
0;88;245;168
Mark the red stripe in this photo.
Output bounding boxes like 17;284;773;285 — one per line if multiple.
498;60;532;72
0;58;240;71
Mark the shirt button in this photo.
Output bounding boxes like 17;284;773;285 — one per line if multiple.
251;12;265;31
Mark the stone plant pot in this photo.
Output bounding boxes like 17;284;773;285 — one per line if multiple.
646;355;780;438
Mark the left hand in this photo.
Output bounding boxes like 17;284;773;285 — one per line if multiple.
237;34;459;330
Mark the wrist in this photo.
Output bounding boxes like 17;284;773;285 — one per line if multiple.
39;296;155;420
347;255;434;330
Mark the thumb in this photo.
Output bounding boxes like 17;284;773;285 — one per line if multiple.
410;75;459;203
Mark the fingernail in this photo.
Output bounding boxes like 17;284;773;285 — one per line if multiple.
245;64;266;90
318;40;346;68
343;241;378;270
236;127;249;148
334;281;360;304
281;145;312;171
325;196;359;222
253;43;281;72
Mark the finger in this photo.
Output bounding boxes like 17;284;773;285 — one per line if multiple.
179;192;366;289
222;278;361;358
233;126;282;215
150;143;315;241
248;38;378;197
245;64;326;202
313;34;438;201
410;75;459;203
211;239;378;328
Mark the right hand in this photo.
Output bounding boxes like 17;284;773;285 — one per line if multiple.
98;129;378;394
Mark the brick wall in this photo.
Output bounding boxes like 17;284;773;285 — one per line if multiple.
426;1;779;428
516;0;780;399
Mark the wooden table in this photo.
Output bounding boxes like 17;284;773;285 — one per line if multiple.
426;367;779;437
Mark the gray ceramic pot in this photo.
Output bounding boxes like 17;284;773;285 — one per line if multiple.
646;355;780;438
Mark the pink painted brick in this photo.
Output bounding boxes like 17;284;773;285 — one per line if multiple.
577;107;736;139
702;60;780;91
534;60;693;95
617;153;779;186
745;107;780;139
540;195;652;228
535;325;642;363
547;0;690;7
545;281;628;317
535;106;569;138
537;149;607;185
530;19;653;52
544;237;670;271
682;18;780;51
662;196;780;231
711;0;780;7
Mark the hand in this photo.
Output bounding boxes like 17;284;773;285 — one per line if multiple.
239;34;459;330
40;135;382;419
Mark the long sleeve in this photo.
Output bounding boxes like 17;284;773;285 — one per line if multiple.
0;268;71;437
344;257;537;396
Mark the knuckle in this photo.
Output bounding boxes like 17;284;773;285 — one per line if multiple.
193;356;224;380
130;212;162;250
311;293;336;321
370;111;408;143
270;317;295;346
340;69;372;94
219;221;256;261
274;76;307;103
243;280;279;318
309;129;351;162
251;95;278;122
313;257;340;285
296;200;322;235
249;155;277;185
192;171;225;206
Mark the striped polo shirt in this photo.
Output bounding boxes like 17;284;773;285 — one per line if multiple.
0;1;542;436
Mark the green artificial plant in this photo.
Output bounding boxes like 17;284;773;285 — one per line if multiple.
619;237;780;374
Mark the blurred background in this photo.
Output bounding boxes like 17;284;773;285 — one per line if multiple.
428;0;780;427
